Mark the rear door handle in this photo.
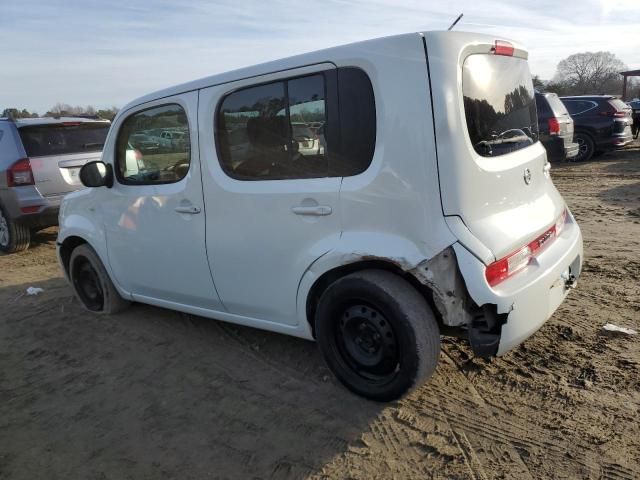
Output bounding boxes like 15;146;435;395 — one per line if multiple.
291;205;332;216
175;205;201;214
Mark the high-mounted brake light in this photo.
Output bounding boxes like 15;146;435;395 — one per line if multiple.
548;117;560;135
493;40;514;56
485;209;568;287
62;122;82;126
7;158;34;187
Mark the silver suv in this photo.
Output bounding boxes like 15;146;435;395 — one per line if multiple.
0;116;110;252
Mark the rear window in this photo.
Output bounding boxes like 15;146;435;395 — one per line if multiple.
462;55;538;157
18;123;110;157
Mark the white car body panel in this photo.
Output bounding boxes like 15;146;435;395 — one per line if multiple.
57;30;583;358
93;92;223;310
424;31;565;261
198;63;342;326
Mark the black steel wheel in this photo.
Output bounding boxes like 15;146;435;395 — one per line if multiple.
69;244;130;314
71;255;105;311
337;304;399;382
316;270;440;401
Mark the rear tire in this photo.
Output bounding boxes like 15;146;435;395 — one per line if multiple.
574;132;595;162
0;204;31;253
69;244;130;314
315;270;440;402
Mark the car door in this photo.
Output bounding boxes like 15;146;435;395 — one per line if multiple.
198;65;341;326
100;92;222;310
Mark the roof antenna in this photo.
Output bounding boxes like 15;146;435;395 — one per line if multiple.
448;13;463;31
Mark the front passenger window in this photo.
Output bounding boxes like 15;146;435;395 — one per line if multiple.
116;104;191;185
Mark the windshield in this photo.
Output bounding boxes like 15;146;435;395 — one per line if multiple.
19;123;110;157
463;54;538;157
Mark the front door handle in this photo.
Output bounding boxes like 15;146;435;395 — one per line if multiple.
175;205;201;214
291;205;332;216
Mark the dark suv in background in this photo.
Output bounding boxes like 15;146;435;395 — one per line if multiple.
535;92;578;162
560;95;633;162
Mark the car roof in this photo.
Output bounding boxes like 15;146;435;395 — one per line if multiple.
119;30;525;115
2;117;111;128
560;95;614;100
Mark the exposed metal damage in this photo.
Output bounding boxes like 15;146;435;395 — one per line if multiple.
352;247;509;357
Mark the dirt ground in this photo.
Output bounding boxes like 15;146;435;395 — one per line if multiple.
1;144;639;480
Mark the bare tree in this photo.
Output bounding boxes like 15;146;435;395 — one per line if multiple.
553;51;626;95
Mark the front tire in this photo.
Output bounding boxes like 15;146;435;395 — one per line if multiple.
574;132;595;162
315;270;440;401
0;204;30;253
69;244;130;314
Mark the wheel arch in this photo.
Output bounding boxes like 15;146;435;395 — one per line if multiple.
306;259;439;335
58;235;88;279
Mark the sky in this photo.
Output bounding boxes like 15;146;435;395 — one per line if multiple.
1;0;639;114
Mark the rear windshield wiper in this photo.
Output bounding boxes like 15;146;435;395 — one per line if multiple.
82;143;104;149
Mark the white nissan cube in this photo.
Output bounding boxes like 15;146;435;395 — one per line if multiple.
57;31;582;401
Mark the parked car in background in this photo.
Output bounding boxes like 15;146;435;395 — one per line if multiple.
627;99;640;138
0;116;110;252
291;122;323;156
535;92;578;162
58;31;582;401
560;95;633;162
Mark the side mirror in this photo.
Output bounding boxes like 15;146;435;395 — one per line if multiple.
79;161;113;188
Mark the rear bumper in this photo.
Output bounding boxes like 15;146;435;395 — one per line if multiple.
542;137;578;161
0;186;63;228
611;133;633;148
453;211;583;356
599;127;633;149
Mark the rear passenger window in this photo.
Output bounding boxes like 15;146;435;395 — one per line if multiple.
563;100;595;116
116;104;191;185
217;75;327;180
331;68;376;177
216;67;376;181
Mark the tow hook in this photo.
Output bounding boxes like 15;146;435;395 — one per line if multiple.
561;270;577;289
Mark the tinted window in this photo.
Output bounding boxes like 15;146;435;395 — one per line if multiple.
18;123;110;157
217;75;327;180
216;68;376;180
332;67;376;176
535;94;552;117
463;55;537;157
562;100;595;116
116;104;190;185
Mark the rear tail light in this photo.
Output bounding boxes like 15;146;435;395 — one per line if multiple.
7;158;35;187
600;109;629;118
548;117;560;135
600;103;630;118
485;209;568;287
493;40;514;56
20;206;41;214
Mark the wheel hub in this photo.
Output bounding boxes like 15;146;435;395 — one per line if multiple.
73;258;104;311
338;304;398;377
